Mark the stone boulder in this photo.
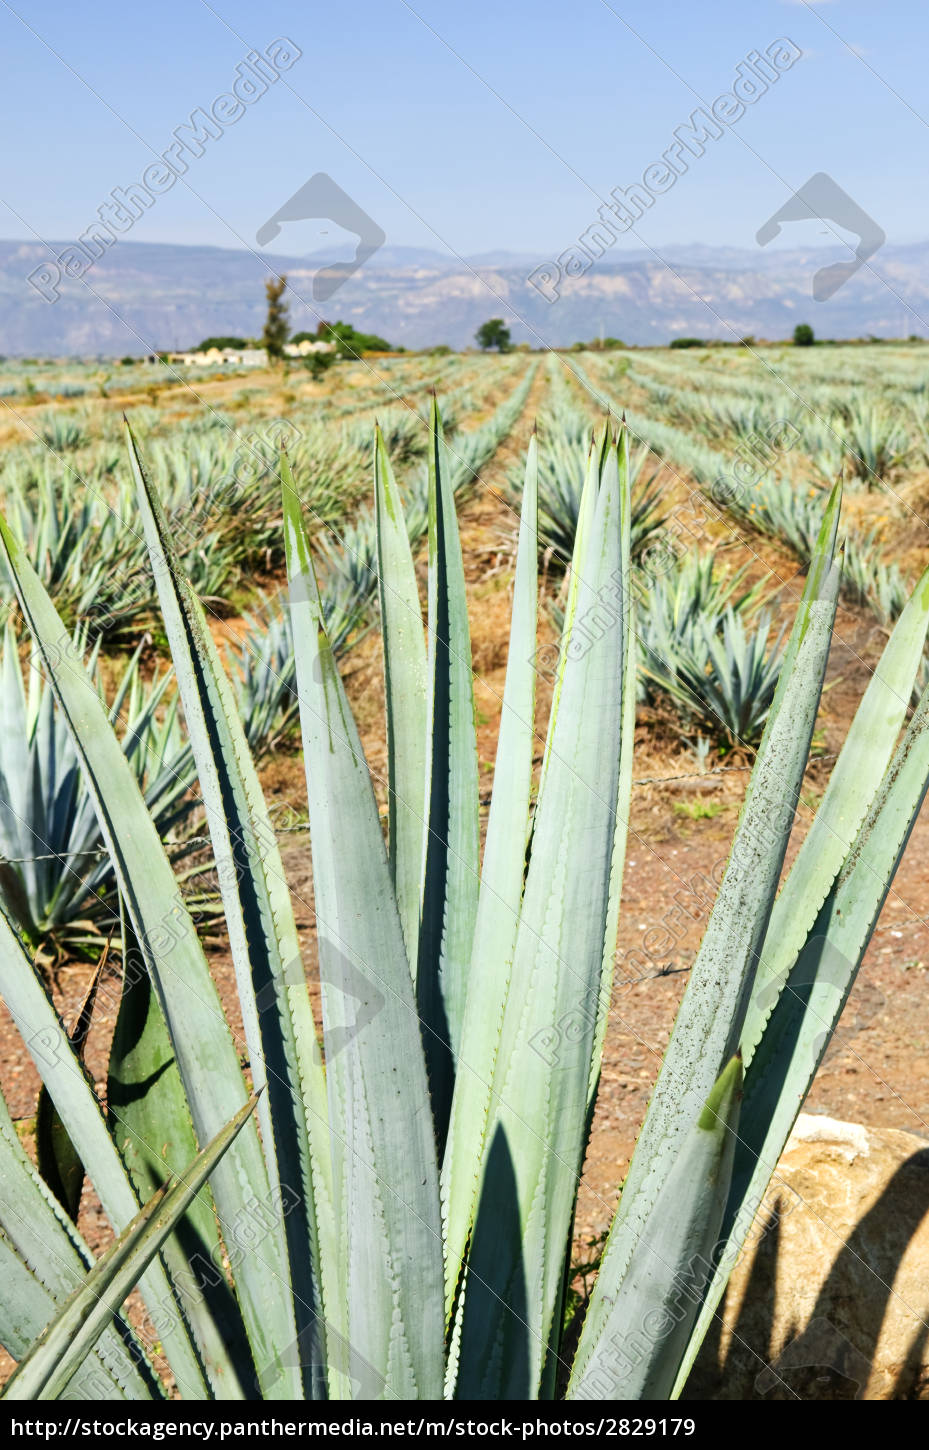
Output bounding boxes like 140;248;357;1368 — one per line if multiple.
687;1113;929;1400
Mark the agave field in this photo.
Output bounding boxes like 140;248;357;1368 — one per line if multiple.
1;341;929;1401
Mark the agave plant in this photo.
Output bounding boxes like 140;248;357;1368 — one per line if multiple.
0;457;234;641
231;367;539;758
228;571;373;760
532;425;666;569
2;409;929;1401
640;603;784;747
551;549;778;745
842;529;911;628
836;400;909;485
138;429;290;580
636;553;783;745
0;624;198;959
232;367;539;758
345;406;428;465
793;409;847;485
39;411;90;452
639;549;765;624
224;596;299;756
0;468;141;635
514;370;665;568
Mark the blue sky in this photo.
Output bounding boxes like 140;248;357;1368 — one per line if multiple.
0;0;923;262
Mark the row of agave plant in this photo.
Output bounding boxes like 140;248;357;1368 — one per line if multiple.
0;363;787;966
0;421;367;640
626;356;913;486
226;362;538;744
549;548;782;749
630;342;929;452
0;352;506;642
621;341;928;394
5;354;918;970
22;351;459;430
573;358;918;638
1;404;929;1398
0;359;859;963
0;369;539;961
527;370;785;746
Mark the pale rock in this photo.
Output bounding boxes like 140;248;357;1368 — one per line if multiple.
686;1113;929;1400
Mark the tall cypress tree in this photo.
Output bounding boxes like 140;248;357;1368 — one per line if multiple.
262;274;290;362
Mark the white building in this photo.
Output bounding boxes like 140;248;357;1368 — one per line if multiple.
165;340;334;368
284;339;336;357
166;347;268;368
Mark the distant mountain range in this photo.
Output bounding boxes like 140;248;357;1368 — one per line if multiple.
1;237;926;355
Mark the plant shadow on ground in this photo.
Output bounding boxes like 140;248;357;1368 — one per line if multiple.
684;1145;929;1400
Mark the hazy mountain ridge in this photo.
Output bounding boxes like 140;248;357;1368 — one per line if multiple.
1;238;926;354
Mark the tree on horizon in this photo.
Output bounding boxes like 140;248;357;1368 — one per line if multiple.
475;318;511;352
262;275;290;361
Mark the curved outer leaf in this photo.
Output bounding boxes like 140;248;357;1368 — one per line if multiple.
128;425;331;1398
4;1096;258;1402
535;439;600;809
284;475;445;1401
0;906;208;1397
455;434;628;1399
570;496;842;1393
742;480;841;765
0;511;294;1398
552;425;637;1398
418;398;480;1145
569;1056;742;1400
107;924;250;1399
741;563;929;1062
442;432;539;1315
374;427;428;970
0;1083;155;1400
673;666;929;1395
589;425;637;1112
